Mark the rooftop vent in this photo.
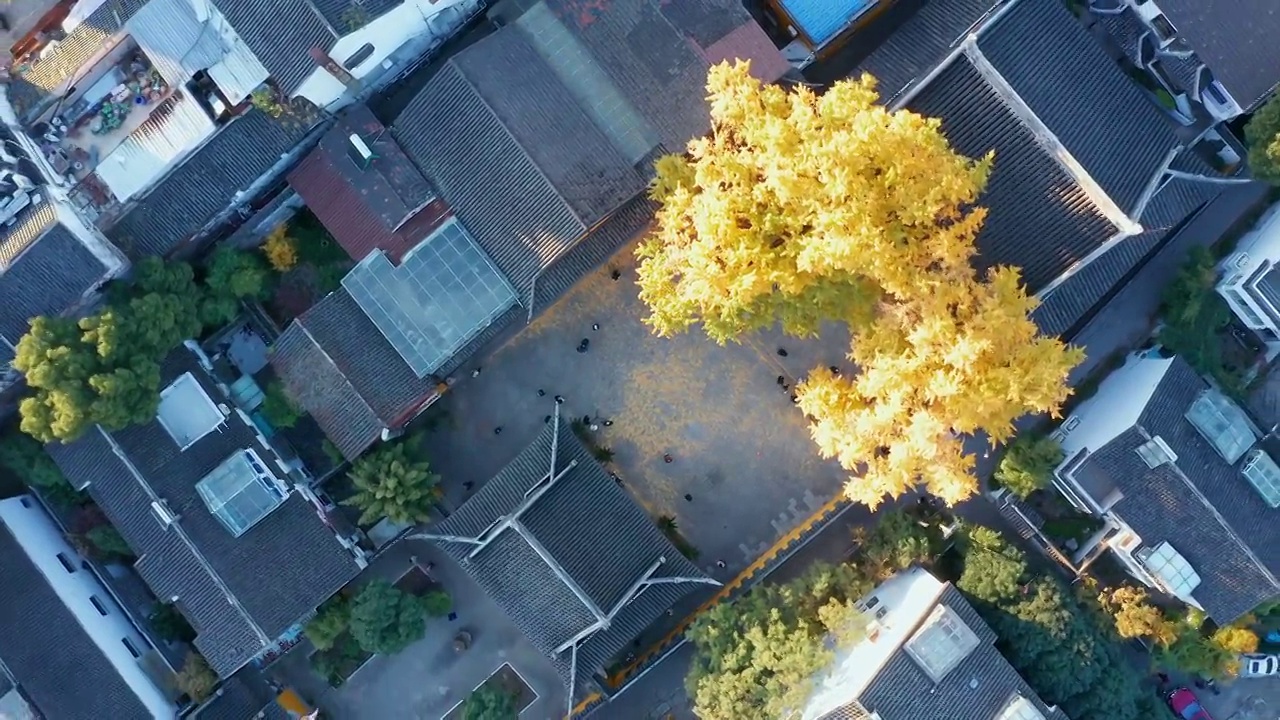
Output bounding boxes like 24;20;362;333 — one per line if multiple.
347;133;374;168
1135;435;1177;468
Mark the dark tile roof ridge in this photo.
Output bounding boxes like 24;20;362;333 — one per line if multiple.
441;53;589;230
290;316;382;423
960;42;1140;235
90;424;271;645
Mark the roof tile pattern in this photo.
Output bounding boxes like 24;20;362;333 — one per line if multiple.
48;348;361;675
855;586;1068;720
0;521;152;720
210;0;336;94
1154;0;1280;111
908;57;1115;291
0;201;109;348
1081;358;1280;620
976;0;1179;213
854;0;999;104
109;104;319;258
429;420;707;690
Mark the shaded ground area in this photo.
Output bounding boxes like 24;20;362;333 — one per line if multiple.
271;538;565;720
1194;680;1280;720
419;248;852;578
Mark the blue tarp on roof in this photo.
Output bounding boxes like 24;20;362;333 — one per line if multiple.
779;0;874;46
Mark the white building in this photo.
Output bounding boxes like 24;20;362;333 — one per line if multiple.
1218;201;1280;352
0;496;175;719
801;567;1066;720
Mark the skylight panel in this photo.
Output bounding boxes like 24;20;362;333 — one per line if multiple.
1241;449;1280;508
1139;541;1201;599
903;604;979;682
1185;389;1257;463
996;696;1047;720
196;449;286;536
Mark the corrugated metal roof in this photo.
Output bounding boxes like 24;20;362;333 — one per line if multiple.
126;0;227;85
95;91;218;202
0;193;57;269
206;36;269;104
778;0;875;46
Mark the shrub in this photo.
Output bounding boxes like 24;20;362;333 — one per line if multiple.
262;226;299;272
175;651;217;702
305;596;351;652
348;580;426;655
995;435;1064;498
421;589;452;617
260;381;302;429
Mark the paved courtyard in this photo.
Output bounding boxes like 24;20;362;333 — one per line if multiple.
308;538;566;720
1198;679;1280;720
419;247;853;578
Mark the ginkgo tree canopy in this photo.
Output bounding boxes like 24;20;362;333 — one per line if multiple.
636;62;1082;506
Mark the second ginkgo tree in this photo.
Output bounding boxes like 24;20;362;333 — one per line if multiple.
635;62;1082;507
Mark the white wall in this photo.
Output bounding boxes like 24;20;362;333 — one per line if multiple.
294;0;482;109
0;497;175;719
1055;352;1172;459
1218;201;1280;333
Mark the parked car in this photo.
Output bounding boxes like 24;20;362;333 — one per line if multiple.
1241;653;1280;678
1168;688;1213;720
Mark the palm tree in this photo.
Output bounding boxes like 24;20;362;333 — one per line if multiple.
342;443;441;525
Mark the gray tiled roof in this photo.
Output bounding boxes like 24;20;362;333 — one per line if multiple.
0;520;152;720
311;0;400;35
209;0;337;94
977;0;1179;213
428;419;708;689
48;347;361;676
1033;171;1223;337
855;586;1068;720
1079;357;1280;621
451;29;645;225
108;105;320;258
0;199;110;348
271;288;435;460
908;57;1115;292
1155;0;1280;111
854;0;1000;104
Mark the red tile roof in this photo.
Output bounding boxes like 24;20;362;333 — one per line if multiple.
700;21;790;83
288;149;450;263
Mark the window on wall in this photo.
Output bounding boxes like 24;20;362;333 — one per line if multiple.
121;638;141;658
344;43;375;70
90;596;109;617
56;553;77;573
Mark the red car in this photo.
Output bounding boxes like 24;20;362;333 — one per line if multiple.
1168;687;1213;720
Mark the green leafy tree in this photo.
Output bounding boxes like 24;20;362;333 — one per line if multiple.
342;443;441;525
956;525;1152;720
421;590;452;617
14;259;205;443
462;685;517;720
348;580;425;655
175;651;217;702
686;562;871;720
260;381;302;429
854;508;935;580
305;596;351;652
86;525;134;559
1245;92;1280;183
201;248;271;327
0;432;80;499
149;603;196;643
1157;248;1240;393
995;435;1065;498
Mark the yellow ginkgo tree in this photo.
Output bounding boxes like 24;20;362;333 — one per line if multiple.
636;61;1083;506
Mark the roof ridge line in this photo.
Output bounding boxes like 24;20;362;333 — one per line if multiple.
1136;423;1280;598
962;41;1142;237
95;425;271;646
292;317;380;424
511;518;607;623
